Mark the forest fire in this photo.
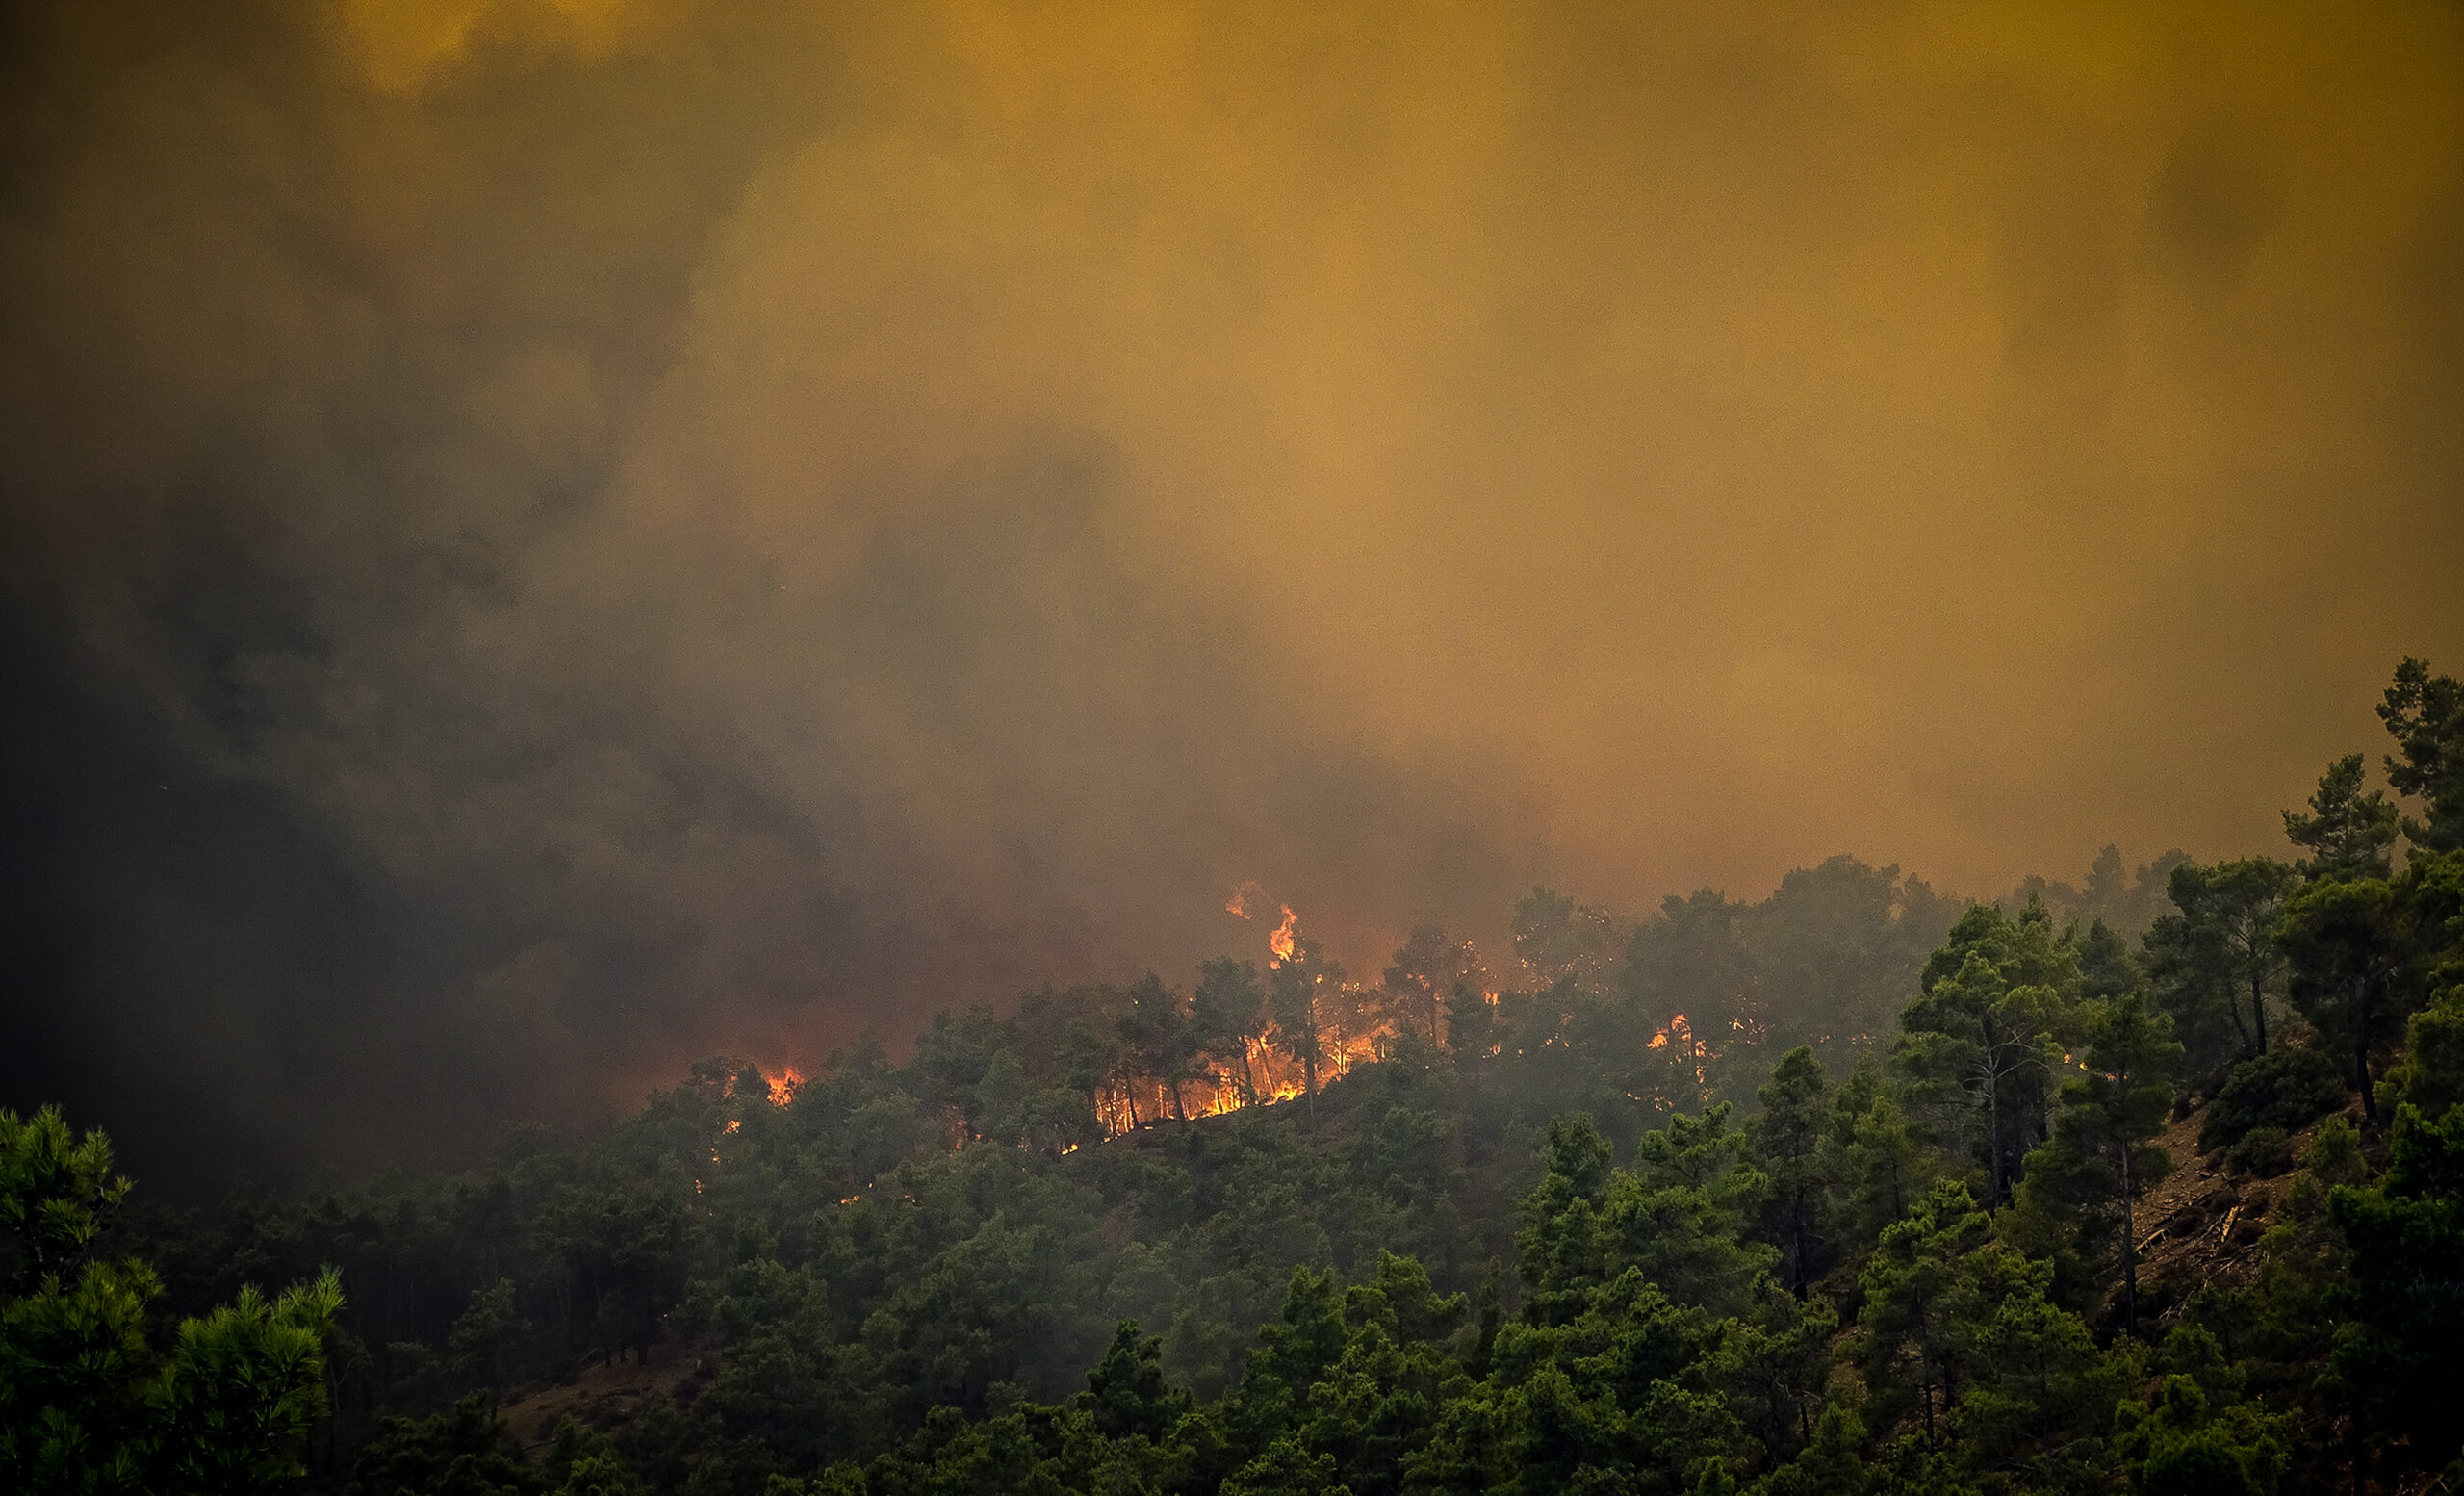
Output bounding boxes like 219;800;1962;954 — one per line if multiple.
7;0;2445;1478
1268;907;1298;966
1052;889;1465;1136
1226;879;1304;967
1646;1014;1712;1088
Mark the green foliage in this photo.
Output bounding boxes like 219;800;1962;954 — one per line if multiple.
2222;1128;2293;1179
1754;1404;1866;1496
1512;887;1623;991
2074;918;2138;1004
2113;1377;2289;1496
1224;1435;1348;1496
2007;993;2179;1328
1382;925;1478;1047
2283;753;2399;884
2376;656;2464;853
1616;860;1960;1088
0;1255;163;1493
1517;1109;1776;1327
1830;1069;1927;1247
1854;1179;1990;1448
2143;859;2293;1074
2195;1047;2348;1152
1746;1048;1834;1298
449;1277;532;1393
2008;844;2187;946
2277;876;2420;1123
157;1273;347;1492
2388;994;2464;1119
2383;850;2464;1116
1895;916;2073;1204
541;1420;644;1496
555;1451;646;1496
354;1393;544;1496
2299;1116;2364;1185
0;1104;132;1292
0;1108;343;1496
2326;1101;2464;1471
67;668;2464;1494
1078;1321;1193;1442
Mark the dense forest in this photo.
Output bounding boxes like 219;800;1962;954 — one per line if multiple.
7;657;2462;1495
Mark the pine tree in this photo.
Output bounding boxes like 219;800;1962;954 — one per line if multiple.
2283;754;2397;883
2054;993;2182;1335
1747;1047;1834;1299
2378;657;2464;853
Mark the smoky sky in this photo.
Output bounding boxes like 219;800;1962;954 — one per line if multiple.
4;0;2460;1184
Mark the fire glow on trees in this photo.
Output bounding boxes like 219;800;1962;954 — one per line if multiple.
1226;880;1301;967
1050;884;1421;1132
759;890;1511;1146
765;1068;804;1107
1647;1013;1714;1088
1268;908;1298;966
740;879;1753;1149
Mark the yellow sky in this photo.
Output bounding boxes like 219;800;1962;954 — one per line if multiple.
6;0;2461;1129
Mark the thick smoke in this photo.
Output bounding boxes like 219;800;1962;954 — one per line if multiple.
3;0;2459;1182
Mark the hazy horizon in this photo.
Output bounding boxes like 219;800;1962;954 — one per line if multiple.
3;0;2458;1185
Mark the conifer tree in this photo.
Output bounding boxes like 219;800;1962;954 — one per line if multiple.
2377;656;2464;854
1747;1047;1834;1299
0;1108;343;1494
2283;754;2398;883
2054;993;2182;1335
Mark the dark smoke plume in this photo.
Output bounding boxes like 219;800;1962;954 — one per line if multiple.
3;0;2459;1182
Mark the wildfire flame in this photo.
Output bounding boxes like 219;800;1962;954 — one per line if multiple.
1645;1013;1711;1088
767;1067;804;1106
1227;880;1301;967
1648;1012;1691;1051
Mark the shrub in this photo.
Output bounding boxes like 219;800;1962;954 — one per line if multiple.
2225;1127;2294;1178
2302;1116;2365;1185
2199;1047;2348;1152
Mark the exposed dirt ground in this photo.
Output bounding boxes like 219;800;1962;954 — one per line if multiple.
496;1337;721;1454
2129;1088;2367;1328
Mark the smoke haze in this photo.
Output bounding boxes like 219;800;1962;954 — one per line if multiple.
4;0;2460;1181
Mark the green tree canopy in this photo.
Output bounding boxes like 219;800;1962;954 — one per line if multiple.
2378;656;2464;854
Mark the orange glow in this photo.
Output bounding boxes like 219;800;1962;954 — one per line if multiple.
1225;880;1268;919
724;1119;741;1134
1647;1013;1711;1089
1228;881;1300;967
767;1067;804;1106
1268;905;1298;965
21;0;2463;1170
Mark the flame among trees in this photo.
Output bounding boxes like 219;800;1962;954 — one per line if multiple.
26;659;2464;1495
609;658;2464;1257
778;867;1972;1148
